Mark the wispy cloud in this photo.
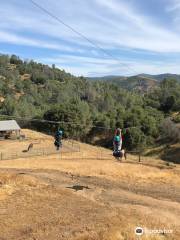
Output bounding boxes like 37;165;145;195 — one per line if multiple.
166;0;180;12
38;53;180;76
1;0;180;76
0;30;79;52
94;0;180;52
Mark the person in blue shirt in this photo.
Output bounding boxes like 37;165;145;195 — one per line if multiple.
113;128;122;152
54;129;63;150
113;128;127;160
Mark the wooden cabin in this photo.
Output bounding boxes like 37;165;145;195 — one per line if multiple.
0;120;21;139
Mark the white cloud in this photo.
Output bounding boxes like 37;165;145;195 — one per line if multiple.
0;30;85;53
94;0;180;52
1;0;180;76
38;54;134;76
38;53;180;76
1;0;180;53
166;0;180;12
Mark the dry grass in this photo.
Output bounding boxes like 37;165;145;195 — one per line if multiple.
0;144;179;185
0;129;179;240
0;128;54;153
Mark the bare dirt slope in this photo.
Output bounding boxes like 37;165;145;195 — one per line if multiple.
0;130;180;240
0;129;78;160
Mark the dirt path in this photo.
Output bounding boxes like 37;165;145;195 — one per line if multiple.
0;165;179;240
0;130;179;239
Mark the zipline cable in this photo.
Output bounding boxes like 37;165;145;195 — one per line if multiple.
0;114;141;131
29;0;143;89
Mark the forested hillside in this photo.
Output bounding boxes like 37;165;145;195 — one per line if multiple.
89;75;155;92
0;54;180;150
89;73;180;92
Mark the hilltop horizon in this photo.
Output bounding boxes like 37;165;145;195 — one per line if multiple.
87;73;180;78
2;53;180;79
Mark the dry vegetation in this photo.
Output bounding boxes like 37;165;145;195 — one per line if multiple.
0;130;179;240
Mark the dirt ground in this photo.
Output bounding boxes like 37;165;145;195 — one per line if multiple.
0;130;180;240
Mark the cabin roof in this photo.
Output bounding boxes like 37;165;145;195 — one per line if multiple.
0;120;21;131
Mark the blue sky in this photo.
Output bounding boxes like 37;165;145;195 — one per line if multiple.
1;0;180;76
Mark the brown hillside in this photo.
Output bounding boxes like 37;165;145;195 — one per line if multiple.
0;129;179;240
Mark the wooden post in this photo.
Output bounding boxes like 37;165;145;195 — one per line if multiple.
124;151;127;160
138;152;141;162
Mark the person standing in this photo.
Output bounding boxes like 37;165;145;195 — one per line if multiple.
113;128;122;152
54;129;63;150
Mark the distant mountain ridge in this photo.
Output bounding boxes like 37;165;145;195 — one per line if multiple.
88;73;180;92
89;73;180;81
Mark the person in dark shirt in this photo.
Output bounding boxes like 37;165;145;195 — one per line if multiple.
54;129;63;150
